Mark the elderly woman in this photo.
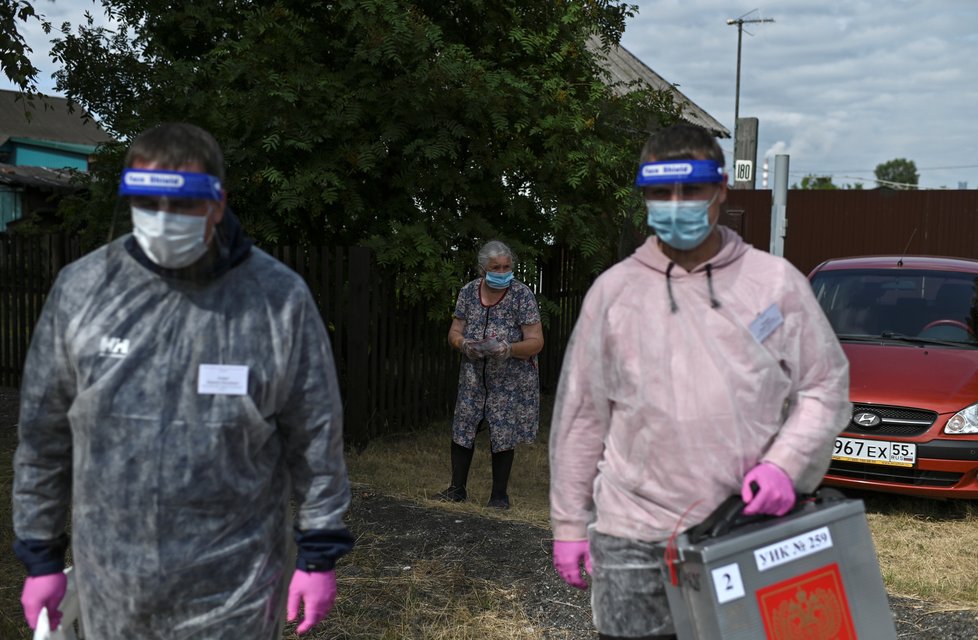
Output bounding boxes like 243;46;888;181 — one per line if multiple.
438;240;544;508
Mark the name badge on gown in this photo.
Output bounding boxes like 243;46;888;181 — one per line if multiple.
749;304;784;343
198;364;249;395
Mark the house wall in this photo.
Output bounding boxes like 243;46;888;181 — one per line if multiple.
0;187;22;232
10;143;89;171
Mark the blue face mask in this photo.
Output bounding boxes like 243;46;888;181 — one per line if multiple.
646;195;717;250
485;271;514;289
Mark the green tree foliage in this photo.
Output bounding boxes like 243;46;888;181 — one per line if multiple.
0;0;46;91
48;1;684;306
874;158;918;189
793;174;838;190
791;174;864;190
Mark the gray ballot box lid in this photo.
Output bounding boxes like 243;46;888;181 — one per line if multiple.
673;497;865;565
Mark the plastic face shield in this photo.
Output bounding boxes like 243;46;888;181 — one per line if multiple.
118;169;223;212
635;160;724;201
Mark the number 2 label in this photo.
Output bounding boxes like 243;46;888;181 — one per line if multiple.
711;562;746;604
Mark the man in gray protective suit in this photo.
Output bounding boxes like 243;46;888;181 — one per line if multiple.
13;122;354;638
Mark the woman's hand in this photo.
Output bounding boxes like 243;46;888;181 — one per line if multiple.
486;338;511;360
461;339;484;360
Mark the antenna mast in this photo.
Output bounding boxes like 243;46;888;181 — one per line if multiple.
726;11;774;146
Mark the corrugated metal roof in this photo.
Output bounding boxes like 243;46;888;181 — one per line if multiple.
589;37;730;139
0;163;79;191
7;136;100;155
0;90;114;147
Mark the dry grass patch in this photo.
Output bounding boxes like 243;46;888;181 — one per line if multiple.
866;497;978;607
302;549;541;639
346;418;552;531
349;410;978;613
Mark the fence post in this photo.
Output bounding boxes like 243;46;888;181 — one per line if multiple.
345;247;371;446
770;154;789;257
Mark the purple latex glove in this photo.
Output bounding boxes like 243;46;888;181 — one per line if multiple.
553;540;592;590
741;462;795;516
287;569;337;635
21;573;67;630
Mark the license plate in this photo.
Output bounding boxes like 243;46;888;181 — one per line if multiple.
832;436;916;467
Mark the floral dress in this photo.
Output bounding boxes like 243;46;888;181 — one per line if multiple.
451;278;541;452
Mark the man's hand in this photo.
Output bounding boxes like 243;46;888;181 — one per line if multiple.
287;569;337;634
742;462;795;516
21;573;67;630
552;539;591;590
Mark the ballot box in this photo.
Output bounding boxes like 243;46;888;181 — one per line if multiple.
659;491;897;640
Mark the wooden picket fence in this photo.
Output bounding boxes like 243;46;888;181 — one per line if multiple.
0;234;84;389
263;245;465;448
0;236;591;446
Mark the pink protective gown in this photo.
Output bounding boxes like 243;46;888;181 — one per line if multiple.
549;227;852;543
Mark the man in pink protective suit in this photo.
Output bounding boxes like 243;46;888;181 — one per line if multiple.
548;123;851;640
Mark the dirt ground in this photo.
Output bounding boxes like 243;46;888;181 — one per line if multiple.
4;386;978;638
346;488;978;639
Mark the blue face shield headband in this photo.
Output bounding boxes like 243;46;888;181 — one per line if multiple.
634;160;724;187
118;169;223;201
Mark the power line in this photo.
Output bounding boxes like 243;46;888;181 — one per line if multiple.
786;163;978;175
914;164;978;171
786;172;958;190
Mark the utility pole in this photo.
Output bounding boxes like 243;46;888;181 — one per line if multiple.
727;11;773;189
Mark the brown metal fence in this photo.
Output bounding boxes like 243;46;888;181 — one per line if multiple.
725;189;978;275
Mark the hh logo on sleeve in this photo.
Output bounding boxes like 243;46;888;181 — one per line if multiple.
98;336;130;358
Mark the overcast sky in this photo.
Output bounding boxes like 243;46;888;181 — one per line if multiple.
6;2;978;189
621;1;978;189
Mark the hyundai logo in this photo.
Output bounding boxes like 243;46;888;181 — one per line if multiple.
853;411;882;428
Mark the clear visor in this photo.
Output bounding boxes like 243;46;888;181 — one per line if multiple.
129;195;217;215
642;182;722;203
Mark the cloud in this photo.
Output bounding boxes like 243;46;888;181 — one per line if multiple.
621;0;978;189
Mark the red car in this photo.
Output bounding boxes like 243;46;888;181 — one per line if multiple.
808;255;978;499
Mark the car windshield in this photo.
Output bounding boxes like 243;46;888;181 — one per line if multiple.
810;268;978;346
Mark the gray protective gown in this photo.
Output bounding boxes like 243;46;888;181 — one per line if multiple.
13;235;350;639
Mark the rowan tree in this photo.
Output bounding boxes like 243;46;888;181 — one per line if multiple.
42;1;685;303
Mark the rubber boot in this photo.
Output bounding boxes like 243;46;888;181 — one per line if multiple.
487;448;514;508
436;442;474;502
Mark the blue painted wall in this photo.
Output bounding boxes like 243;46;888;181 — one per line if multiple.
0;138;94;230
12;145;88;171
0;187;23;232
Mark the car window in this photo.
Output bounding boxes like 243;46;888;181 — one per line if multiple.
810;269;978;343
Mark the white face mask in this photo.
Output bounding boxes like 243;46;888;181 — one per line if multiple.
131;206;210;269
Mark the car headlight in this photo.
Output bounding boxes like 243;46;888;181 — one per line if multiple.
945;403;978;434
